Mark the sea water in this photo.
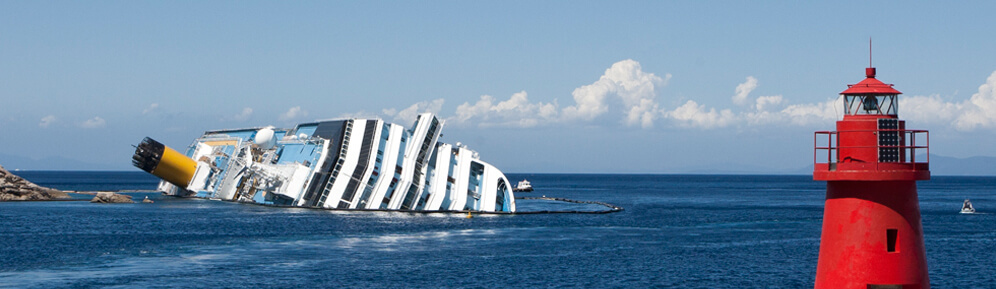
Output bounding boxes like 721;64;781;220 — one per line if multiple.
1;172;994;288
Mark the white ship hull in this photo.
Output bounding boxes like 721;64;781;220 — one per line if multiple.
135;113;515;212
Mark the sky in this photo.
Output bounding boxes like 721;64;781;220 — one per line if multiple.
2;1;996;173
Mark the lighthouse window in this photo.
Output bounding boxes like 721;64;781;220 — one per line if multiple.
862;96;879;112
844;95;898;115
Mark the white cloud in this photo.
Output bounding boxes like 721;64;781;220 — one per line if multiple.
889;70;996;131
778;97;842;126
755;95;783;112
438;61;831;130
233;107;253;122
653;70;996;130
742;95;786;125
562;59;669;126
336;99;445;125
561;82;609;122
335;64;996;132
392;99;444;125
39;115;56;128
899;95;963;125
449;92;558;128
720;70;996;130
626;98;659;128
142;103;159;115
448;59;668;129
953;70;996;130
451;95;500;124
279;106;308;121
337;110;383;119
658;72;850;129
733;76;758;106
664;100;736;129
80;116;106;129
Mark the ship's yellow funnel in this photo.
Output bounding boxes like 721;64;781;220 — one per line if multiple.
132;137;196;188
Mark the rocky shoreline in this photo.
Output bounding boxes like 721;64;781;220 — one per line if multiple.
0;164;70;201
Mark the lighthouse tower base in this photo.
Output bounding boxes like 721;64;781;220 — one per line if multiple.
814;181;929;289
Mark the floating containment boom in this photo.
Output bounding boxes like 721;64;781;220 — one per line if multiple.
131;113;516;213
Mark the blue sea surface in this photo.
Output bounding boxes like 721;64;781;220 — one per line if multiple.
1;172;995;288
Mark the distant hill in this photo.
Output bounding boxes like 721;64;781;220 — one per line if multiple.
682;164;808;175
925;154;996;176
0;153;120;171
789;154;996;177
677;154;996;176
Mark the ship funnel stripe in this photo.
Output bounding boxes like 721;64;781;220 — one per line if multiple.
132;137;165;173
131;137;197;188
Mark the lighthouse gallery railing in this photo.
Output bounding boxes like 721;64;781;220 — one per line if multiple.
814;129;929;172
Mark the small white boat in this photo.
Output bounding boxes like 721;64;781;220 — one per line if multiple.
960;199;976;214
513;179;533;192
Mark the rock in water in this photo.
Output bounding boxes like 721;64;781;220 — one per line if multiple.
90;191;135;203
0;164;70;201
142;196;154;203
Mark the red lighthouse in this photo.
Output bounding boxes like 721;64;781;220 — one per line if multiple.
813;66;930;288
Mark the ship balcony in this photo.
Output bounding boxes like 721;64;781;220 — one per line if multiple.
814;129;929;181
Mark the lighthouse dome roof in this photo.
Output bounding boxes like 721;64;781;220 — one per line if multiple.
840;67;902;95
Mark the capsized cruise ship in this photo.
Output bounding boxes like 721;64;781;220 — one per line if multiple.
132;113;516;212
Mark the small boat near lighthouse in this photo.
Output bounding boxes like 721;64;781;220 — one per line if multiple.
961;199;976;214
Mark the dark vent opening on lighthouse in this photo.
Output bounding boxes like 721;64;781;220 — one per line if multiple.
886;228;898;252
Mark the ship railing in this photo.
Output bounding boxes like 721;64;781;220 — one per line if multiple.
814;129;929;172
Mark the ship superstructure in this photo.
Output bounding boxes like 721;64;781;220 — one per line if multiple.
133;113;515;212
